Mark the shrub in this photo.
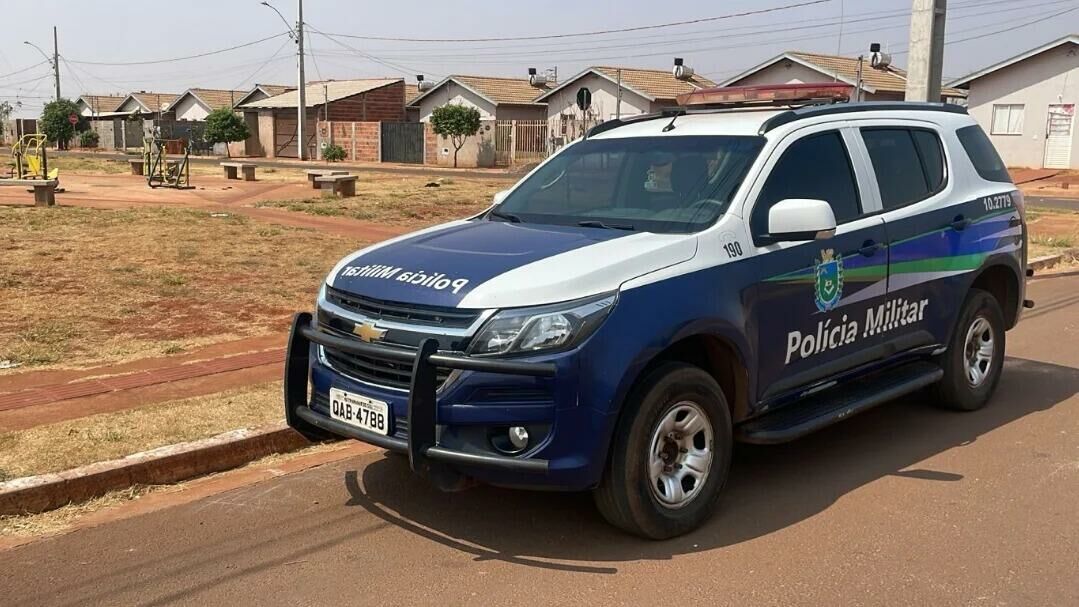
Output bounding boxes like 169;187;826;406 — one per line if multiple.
322;144;346;162
79;130;100;148
203;108;250;158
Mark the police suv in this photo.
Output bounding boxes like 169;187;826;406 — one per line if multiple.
284;83;1028;539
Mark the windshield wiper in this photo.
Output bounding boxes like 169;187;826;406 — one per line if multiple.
578;220;636;231
489;209;522;223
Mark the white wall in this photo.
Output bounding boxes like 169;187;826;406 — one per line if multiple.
966;43;1079;169
173;95;210;122
77;101;94;117
726;60;904;102
543;72;651;122
417;82;498;122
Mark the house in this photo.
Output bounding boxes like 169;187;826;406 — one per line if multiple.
408;75;550;122
75;95;126;117
239;78;406;158
404;83;421;122
721;51;965;103
115;91;179;119
948;34;1079;169
167;88;250;122
534;64;715;143
233;84;295;108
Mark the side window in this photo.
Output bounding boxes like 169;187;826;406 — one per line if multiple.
752;131;862;237
956;125;1013;184
912;130;945;193
862;128;946;210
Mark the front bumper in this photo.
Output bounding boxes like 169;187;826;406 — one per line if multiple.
284;312;557;477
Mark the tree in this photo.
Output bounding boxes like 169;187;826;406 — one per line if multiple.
430;104;481;168
0;101;12;144
203;107;250;158
40;98;85;150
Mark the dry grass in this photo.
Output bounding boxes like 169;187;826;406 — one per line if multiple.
257;173;503;226
0;484;166;537
0;381;282;481
51;156;310;183
1027;207;1079;270
0;206;361;370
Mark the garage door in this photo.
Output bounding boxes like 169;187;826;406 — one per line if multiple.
273;114;317;158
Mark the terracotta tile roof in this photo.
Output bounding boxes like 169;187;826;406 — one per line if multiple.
185;88;250;110
78;95;126;113
733;51;964;98
451;75;550;105
591;66;716;100
255;84;294;97
129;92;178;112
240;79;401;108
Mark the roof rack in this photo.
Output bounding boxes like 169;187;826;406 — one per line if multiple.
758;101;968;134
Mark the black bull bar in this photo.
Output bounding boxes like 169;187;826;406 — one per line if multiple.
284;312;556;476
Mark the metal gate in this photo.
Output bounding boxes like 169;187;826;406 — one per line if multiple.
380;122;424;164
493;120;549;167
274;114;317;159
1044;104;1075;169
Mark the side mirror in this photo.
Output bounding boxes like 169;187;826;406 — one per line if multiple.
492;189;511;205
765;199;837;242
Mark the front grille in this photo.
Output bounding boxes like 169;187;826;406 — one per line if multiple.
326;286;481;329
322;344;452;391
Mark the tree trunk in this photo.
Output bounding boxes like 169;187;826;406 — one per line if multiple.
453;145;459;168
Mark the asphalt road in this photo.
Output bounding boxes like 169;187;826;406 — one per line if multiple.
3;277;1078;606
1026;196;1079;212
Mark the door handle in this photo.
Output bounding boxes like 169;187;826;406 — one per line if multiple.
1008;216;1022;228
950;215;971;231
859;240;881;257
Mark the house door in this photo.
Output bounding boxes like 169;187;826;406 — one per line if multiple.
1044;104;1075;169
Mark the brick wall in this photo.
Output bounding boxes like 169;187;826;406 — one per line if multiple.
317;120;380;162
424;123;438;165
322;81;406;123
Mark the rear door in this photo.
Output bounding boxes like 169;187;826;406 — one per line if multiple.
855;123;960;351
745;124;889;404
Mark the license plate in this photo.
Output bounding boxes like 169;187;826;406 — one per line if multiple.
328;388;390;436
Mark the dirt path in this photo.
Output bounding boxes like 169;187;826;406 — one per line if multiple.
0;335;288;431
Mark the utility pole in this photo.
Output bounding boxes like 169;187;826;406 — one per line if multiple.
296;0;307;160
615;69;622;120
52;26;60;101
905;0;947;102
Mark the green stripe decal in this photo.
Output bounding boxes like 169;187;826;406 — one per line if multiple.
889;252;987;275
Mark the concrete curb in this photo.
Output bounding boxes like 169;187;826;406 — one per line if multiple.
1028;255;1064;271
0;422;315;516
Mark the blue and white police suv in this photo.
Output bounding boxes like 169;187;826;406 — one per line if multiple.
284;83;1028;538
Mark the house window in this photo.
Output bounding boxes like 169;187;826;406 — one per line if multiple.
991;104;1024;135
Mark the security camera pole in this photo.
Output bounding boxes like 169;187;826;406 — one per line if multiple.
905;0;947;102
296;0;307;160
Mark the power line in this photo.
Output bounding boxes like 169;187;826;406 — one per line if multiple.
319;0;833;43
306;25;445;79
887;4;1079;56
66;32;288;66
232;38;293;90
0;61;48;81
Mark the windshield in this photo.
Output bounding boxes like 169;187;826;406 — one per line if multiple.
490;135;764;234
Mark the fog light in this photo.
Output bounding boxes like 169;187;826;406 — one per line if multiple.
508;426;529;450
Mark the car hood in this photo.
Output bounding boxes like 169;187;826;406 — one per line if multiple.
327;220;698;309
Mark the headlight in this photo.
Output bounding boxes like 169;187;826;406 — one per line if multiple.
469;293;617;356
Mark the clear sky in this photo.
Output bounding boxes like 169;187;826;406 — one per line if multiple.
1;0;1076;117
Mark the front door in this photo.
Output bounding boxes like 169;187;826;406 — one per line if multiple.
1044;104;1074;169
746;127;889;404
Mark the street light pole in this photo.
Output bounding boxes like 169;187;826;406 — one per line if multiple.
23;37;60;101
296;0;307;161
53;26;60;101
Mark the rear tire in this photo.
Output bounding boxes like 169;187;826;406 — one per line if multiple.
932;289;1005;411
593;363;732;540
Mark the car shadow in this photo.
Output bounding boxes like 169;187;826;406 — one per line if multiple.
342;357;1079;573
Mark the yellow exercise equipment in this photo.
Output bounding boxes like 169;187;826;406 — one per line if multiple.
10;134;60;181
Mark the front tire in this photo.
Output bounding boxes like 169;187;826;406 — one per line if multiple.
593;363;732;540
933;289;1005;411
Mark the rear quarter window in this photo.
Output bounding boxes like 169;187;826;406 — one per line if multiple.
956;125;1012;183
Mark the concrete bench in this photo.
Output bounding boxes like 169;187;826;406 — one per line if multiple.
128;159;145;176
221;162;257;181
0;179;59;206
304;169;348;190
316;174;358;198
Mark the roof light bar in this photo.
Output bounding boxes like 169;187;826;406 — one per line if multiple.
676;82;853;108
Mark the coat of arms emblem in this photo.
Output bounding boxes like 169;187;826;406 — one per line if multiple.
814;248;844;312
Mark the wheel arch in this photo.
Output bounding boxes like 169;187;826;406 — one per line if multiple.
970;259;1022;329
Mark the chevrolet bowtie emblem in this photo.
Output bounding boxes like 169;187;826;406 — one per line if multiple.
352;321;387;343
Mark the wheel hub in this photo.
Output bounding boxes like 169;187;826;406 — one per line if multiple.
963;316;995;387
648;401;713;509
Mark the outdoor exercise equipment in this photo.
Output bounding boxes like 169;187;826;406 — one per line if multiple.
145;136;192;189
9;134;59;181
